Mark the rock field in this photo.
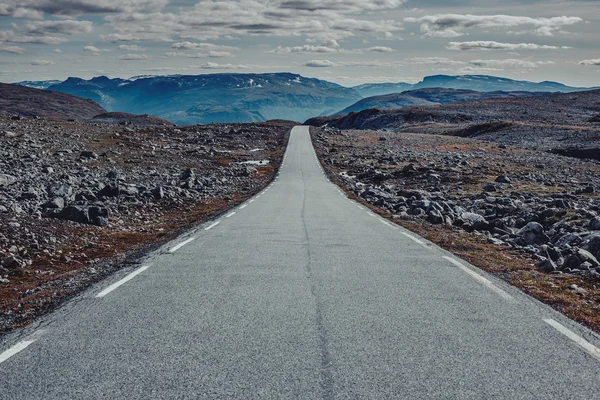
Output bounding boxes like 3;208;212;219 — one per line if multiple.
0;115;292;332
312;126;600;332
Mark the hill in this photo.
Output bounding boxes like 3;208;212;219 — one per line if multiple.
44;73;362;125
335;88;547;115
0;82;105;120
351;82;414;98
305;89;600;157
411;75;592;92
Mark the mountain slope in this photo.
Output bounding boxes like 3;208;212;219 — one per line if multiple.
412;75;592;92
351;82;414;97
0;82;105;120
46;73;362;125
335;88;547;115
305;89;600;154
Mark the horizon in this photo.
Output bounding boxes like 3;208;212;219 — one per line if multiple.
0;1;599;87
7;71;598;90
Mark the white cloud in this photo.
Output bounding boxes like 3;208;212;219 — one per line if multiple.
408;57;465;65
83;45;109;53
208;51;234;58
0;44;26;53
579;59;600;66
405;14;583;38
118;44;145;52
270;44;339;54
30;59;54;65
368;46;394;52
469;59;551;69
304;60;336;67
447;41;570;51
117;53;148;60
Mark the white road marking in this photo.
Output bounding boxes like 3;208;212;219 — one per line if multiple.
379;219;397;229
204;221;220;231
225;212;236;218
544;319;600;361
240;204;247;209
96;265;151;298
400;232;431;250
168;238;195;253
442;256;514;302
0;339;38;364
249;199;255;203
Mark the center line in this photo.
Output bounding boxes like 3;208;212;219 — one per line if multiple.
204;221;220;231
225;212;236;218
96;265;151;298
169;237;195;253
443;256;514;301
544;319;600;361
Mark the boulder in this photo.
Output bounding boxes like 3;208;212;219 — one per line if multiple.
518;222;549;245
0;174;17;187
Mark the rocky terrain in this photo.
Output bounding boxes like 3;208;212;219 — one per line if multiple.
311;127;600;333
0;83;106;120
0;116;292;332
307;89;600;159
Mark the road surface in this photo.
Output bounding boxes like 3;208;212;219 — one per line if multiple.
1;125;600;399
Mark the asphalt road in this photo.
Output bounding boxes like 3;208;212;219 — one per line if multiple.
2;125;600;399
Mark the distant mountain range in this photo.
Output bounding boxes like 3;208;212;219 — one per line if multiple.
335;88;549;115
13;73;596;124
25;73;361;125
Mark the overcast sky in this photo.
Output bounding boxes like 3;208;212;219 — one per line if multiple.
0;0;599;87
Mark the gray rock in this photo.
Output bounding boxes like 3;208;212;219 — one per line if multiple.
589;217;600;230
581;234;600;259
539;258;558;273
576;249;599;267
0;174;17;187
80;151;98;159
495;175;511;183
42;197;65;209
518;222;549;245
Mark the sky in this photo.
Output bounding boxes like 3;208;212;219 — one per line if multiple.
0;0;599;87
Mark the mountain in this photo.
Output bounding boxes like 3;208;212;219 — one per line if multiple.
334;88;547;115
15;80;62;90
351;82;414;98
305;89;600;155
45;73;362;125
0;82;105;120
411;75;592;92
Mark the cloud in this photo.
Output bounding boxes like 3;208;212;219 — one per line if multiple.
117;53;148;60
0;30;66;45
118;44;145;51
304;60;336;67
193;62;250;70
208;51;234;58
408;57;465;65
0;0;168;18
579;59;600;66
368;46;394;52
83;45;109;53
22;20;93;35
469;59;552;69
0;44;26;53
102;0;404;43
171;42;239;52
30;59;54;66
447;41;570;51
405;14;583;37
270;44;339;54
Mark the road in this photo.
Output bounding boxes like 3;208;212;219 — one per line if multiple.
1;125;600;399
